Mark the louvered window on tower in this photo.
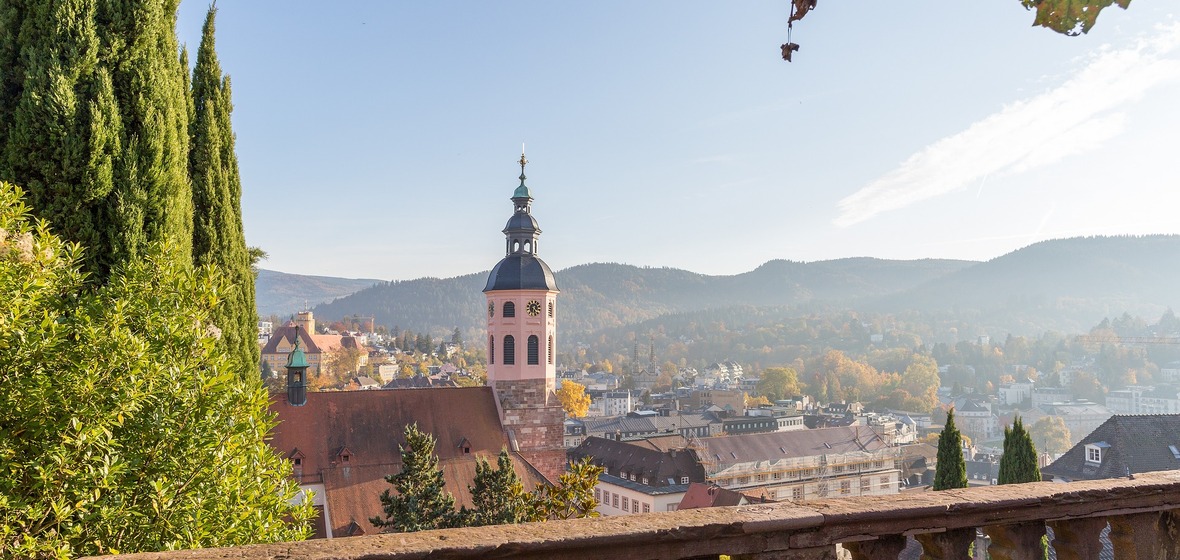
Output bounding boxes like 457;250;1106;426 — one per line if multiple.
503;335;515;365
503;301;515;317
527;335;539;365
548;335;554;364
489;335;494;365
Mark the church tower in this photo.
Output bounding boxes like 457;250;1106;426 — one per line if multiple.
484;152;565;479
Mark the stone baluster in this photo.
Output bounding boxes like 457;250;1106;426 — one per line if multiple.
984;522;1046;560
844;535;907;560
1108;512;1161;558
915;528;974;560
1046;517;1106;560
1162;509;1180;559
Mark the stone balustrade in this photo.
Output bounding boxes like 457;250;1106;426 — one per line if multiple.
100;470;1180;560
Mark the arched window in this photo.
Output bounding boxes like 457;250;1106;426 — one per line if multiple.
548;335;554;364
503;335;515;365
528;335;539;365
489;335;494;365
503;301;515;318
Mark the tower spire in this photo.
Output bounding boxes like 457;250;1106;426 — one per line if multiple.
518;148;528;189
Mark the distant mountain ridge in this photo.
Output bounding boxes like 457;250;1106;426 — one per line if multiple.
309;257;974;338
261;236;1180;340
255;269;381;317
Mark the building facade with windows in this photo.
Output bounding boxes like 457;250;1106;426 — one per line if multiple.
697;426;902;502
569;435;706;516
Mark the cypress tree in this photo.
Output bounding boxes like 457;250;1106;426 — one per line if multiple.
934;408;967;490
189;5;258;374
0;0;191;281
998;415;1041;484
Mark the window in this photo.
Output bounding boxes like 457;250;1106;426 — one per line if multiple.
840;480;851;495
503;301;515;318
834;465;844;473
548;301;554;317
792;487;803;500
860;478;870;492
612;494;619;509
879;476;889;488
680;477;689;484
527;335;539;365
1086;446;1102;463
643;503;650;513
548;335;554;364
633;502;639;514
737;476;750;485
756;474;767;482
489;335;494;365
595;488;601;502
874;461;884;468
642;477;648;485
772;472;782;480
503;335;515;365
667;504;678;512
622;497;629;511
293;458;302;467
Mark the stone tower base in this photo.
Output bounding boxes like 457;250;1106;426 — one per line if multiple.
495;378;566;481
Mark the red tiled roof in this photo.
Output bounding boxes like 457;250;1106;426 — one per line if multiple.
678;482;748;509
262;326;366;356
270;387;548;537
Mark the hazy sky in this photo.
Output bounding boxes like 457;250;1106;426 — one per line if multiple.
175;2;1180;281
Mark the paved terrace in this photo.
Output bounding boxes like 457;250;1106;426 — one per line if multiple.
101;470;1180;560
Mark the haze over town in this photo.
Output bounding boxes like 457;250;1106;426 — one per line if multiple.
176;2;1180;281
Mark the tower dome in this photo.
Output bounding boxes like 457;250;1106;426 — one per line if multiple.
484;152;559;292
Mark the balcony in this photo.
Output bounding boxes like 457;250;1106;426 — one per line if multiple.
102;470;1180;560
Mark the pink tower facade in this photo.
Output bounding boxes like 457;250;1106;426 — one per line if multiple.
484;153;566;480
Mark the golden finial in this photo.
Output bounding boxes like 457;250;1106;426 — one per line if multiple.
518;142;528;174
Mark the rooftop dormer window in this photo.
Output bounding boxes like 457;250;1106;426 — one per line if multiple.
1085;442;1109;464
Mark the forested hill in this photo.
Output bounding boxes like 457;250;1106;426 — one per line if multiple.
870;235;1180;334
308;258;973;339
255;269;381;317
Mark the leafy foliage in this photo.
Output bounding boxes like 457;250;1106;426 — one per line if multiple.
1021;0;1131;36
0;183;311;557
525;457;604;521
1030;416;1073;456
999;416;1041;484
371;423;460;532
756;367;802;402
557;380;591;418
934;409;967;491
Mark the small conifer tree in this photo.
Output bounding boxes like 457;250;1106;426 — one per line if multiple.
998;415;1041;484
371;424;459;532
934;408;967;490
463;449;528;526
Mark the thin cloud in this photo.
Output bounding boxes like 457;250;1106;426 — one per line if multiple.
835;23;1180;228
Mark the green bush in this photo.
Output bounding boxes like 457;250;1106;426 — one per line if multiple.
0;183;311;557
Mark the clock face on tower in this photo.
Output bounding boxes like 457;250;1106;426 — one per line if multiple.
488;302;494;317
526;300;542;317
